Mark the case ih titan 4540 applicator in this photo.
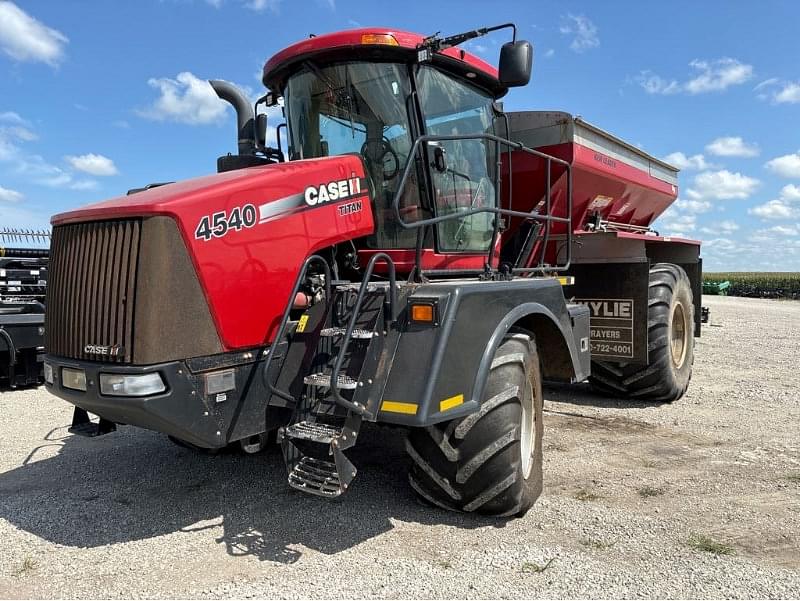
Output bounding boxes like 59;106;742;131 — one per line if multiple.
43;24;700;516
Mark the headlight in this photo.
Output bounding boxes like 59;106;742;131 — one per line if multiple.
43;362;54;384
100;373;166;397
62;367;86;391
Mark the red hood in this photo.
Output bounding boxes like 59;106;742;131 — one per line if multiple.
52;159;344;225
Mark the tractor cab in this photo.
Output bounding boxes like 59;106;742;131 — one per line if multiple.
262;27;533;272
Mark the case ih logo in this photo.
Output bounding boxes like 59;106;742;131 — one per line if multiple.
304;176;362;206
84;344;124;357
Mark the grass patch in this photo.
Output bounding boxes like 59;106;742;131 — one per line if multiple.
15;556;39;576
574;489;602;501
638;485;665;498
580;538;616;550
686;534;735;556
521;557;556;573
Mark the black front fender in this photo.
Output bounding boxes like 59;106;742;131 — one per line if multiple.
377;278;589;427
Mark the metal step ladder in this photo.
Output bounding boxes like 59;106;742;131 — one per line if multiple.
265;253;396;498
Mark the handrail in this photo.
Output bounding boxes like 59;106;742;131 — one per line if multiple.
391;132;573;273
263;254;332;404
329;252;396;415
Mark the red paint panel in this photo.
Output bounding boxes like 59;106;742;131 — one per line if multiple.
263;28;499;84
53;156;374;350
503;142;678;234
359;248;491;273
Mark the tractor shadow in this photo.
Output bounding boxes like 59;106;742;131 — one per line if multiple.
543;381;667;410
0;422;499;564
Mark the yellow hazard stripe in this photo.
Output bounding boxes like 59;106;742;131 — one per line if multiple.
439;394;464;412
557;276;575;286
380;401;418;415
296;314;309;333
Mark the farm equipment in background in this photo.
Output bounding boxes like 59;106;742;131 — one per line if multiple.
0;228;49;388
703;280;730;295
42;24;702;516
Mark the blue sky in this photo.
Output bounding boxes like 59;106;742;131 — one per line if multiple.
1;0;799;270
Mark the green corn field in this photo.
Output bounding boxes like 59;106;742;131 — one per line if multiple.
704;272;800;299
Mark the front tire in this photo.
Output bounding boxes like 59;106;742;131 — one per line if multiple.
590;263;694;402
406;332;543;517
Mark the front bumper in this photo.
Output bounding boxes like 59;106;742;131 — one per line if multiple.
44;350;280;448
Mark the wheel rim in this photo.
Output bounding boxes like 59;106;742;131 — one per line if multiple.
670;301;689;369
520;373;534;478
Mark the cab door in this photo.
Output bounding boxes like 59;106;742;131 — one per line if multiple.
415;66;499;254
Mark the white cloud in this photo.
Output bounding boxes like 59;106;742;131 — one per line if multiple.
0;111;25;124
705;136;759;158
655;205;697;237
755;225;799;237
65;153;119;176
755;79;800;104
663;152;712;171
749;199;798;220
0;109;102;191
748;184;800;221
138;71;228;125
703;237;738;252
636;58;752;95
636;73;680;95
246;0;281;11
544;49;555;59
775;82;800;104
700;220;739;235
13;152;97;190
780;184;800;201
0;137;15;160
686;170;759;201
685;59;753;94
0;1;68;66
559;14;599;53
675;198;712;213
765;151;800;178
0;184;22;202
0;111;37;161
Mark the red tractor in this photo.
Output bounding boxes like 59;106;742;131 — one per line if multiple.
43;25;700;517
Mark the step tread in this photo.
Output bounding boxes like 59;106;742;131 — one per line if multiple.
284;420;342;444
303;372;359;389
287;457;343;497
319;327;374;339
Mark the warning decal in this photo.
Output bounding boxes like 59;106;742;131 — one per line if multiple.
575;298;635;359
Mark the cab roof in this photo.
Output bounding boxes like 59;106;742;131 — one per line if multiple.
262;27;506;97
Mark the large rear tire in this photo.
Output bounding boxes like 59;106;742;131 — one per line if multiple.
406;332;543;517
590;263;694;402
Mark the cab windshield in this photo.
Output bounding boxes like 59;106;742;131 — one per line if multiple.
285;61;423;248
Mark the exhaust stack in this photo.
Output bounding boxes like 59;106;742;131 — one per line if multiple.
209;79;255;156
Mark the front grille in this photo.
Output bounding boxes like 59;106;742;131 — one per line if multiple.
45;219;141;363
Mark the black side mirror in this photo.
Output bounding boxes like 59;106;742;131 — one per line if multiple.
255;113;268;148
499;40;533;87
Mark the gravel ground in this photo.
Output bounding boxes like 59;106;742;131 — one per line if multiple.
0;295;798;599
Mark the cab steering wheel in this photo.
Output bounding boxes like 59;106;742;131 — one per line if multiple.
360;139;400;181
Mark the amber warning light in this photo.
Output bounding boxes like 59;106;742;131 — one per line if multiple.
410;302;437;325
360;33;399;46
